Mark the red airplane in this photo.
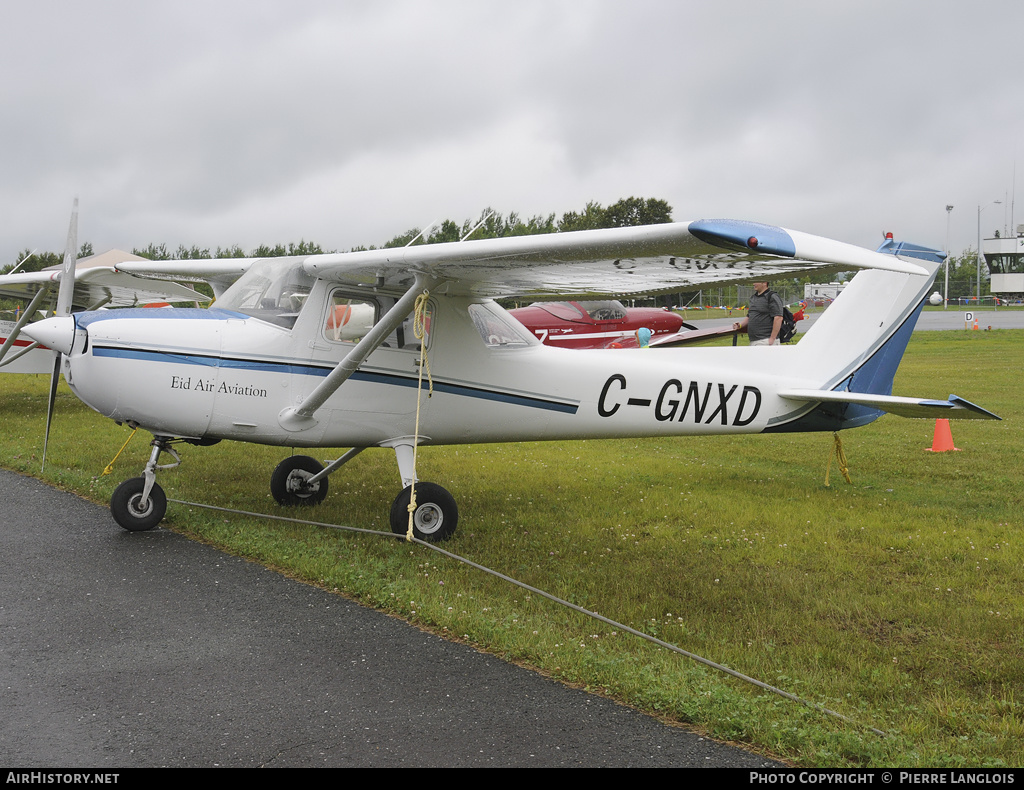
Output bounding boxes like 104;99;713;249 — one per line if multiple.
509;299;805;350
508;300;690;349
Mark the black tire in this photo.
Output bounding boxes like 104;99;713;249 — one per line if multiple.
390;482;458;542
270;455;328;506
111;477;167;532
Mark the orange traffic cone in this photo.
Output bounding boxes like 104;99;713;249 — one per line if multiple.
926;419;960;452
973;318;979;330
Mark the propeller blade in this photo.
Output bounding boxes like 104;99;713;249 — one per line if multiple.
41;352;61;471
55;198;78;317
42;198;78;472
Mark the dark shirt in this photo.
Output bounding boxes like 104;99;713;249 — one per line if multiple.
748;290;784;342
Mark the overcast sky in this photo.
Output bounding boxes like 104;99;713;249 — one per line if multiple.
2;0;1021;266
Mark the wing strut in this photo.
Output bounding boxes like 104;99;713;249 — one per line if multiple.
279;272;439;432
0;285;51;366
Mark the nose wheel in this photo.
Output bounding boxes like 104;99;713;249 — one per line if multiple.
110;435;179;532
111;477;167;532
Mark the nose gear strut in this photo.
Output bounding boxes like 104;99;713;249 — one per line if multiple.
110;435;181;531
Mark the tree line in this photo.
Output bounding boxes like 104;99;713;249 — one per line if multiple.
2;196;672;273
937;250;996;300
2;197;1000;302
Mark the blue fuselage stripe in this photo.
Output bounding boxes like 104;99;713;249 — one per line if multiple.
90;346;579;414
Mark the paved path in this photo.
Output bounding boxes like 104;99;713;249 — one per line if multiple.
913;309;1024;330
0;470;782;768
683;308;1024;333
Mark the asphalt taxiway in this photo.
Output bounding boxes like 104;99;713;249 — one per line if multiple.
0;469;782;768
684;307;1024;333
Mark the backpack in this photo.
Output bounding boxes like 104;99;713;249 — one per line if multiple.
767;290;797;343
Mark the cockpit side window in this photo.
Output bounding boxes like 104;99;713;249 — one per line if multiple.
324;293;378;344
322;291;431;351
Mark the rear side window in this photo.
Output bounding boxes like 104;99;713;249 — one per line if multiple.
468;302;535;348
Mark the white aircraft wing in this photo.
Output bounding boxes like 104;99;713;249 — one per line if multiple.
111;259;257;299
0;266;208;308
299;220;930;299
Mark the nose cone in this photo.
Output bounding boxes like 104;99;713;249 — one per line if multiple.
22;316;76;355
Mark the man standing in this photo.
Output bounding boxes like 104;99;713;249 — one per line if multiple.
744;282;784;346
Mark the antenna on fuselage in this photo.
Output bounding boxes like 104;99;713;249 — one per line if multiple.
404;219;440;247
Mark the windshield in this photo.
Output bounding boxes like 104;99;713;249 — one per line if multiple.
217;259;315;329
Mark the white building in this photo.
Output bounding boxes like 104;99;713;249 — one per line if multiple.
982;228;1024;295
803;282;847;302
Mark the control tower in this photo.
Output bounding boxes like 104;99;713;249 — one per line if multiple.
983;227;1024;296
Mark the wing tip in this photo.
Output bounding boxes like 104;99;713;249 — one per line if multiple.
688;219;796;257
949;395;1001;420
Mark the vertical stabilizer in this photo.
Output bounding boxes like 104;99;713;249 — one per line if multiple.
772;237;943;431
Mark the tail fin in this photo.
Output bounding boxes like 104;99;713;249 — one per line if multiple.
770;236;944;432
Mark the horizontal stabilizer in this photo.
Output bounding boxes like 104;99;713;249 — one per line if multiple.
778;389;1000;420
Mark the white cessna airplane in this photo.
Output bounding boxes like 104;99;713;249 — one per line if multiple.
24;208;998;540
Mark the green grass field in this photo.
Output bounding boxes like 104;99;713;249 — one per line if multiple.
1;329;1020;767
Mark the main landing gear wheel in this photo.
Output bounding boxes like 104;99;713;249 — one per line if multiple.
271;455;329;506
390;482;458;542
111;477;167;532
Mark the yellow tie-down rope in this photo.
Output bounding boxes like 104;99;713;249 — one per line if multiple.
406;290;433;540
825;431;852;486
101;427;139;476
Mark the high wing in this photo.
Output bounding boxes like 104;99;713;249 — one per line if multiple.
297;219;928;298
0;249;209;310
114;219;928;302
111;258;256;300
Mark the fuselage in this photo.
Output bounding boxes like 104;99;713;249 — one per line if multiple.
56;282;818;449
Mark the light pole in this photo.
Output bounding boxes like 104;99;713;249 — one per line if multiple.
977;200;1002;303
944;205;953;309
